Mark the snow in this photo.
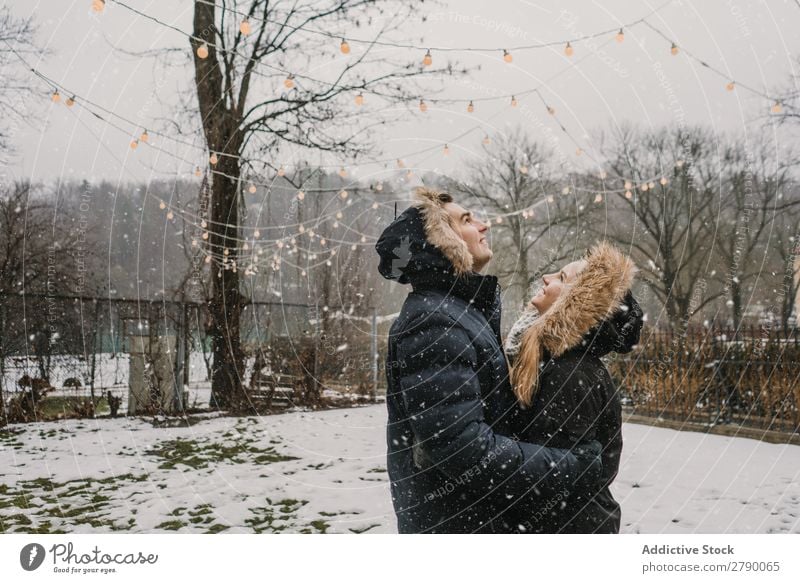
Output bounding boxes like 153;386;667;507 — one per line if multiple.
1;405;798;533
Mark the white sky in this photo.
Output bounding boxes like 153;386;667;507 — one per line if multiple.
5;0;800;185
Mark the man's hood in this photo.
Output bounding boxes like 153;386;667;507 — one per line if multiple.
375;187;473;284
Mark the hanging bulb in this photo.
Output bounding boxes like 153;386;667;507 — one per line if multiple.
201;219;208;228
248;183;257;194
503;49;512;63
561;186;570;195
355;92;364;106
66;95;76;107
159;201;166;210
599;170;608;179
194;166;202;177
467;100;474;113
726;81;735;92
339;189;348;200
576;147;583;156
483;135;491;145
240;19;251;35
405;170;413;180
209;152;218;165
565;42;574;57
372;202;379;209
297;191;305;200
130;139;138;150
771;101;782;114
547;105;555;115
595;194;603;203
616;28;624;43
197;42;209;59
422;49;432;67
92;0;105;13
166;210;174;220
519;165;528;174
51;89;61;103
660;176;668;185
336;211;343;219
443;144;450;156
641;183;649;191
340;38;350;54
277;165;285;176
284;74;295;89
625;190;633;199
254;229;260;238
205;256;211;264
397;158;405;168
510;95;518;107
624;180;632;190
419;99;427;112
547;195;554;203
670;43;679;56
338;167;347;177
140;129;149;143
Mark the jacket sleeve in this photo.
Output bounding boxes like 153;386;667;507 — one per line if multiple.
395;312;599;501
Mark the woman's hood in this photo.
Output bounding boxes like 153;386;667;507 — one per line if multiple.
507;242;640;363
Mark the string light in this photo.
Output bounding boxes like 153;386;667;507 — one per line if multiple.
616;28;624;43
670;42;679;56
483;135;491;145
277;165;285;176
660;176;668;185
91;0;105;13
422;49;432;67
467;100;474;113
248;183;257;193
167;210;174;220
771;101;782;114
519;165;528;174
159;201;166;210
66;95;75;107
419;99;427;112
195;166;202;177
197;42;209;59
355;92;364;106
625;190;633;199
297;191;305;200
284;74;295;89
51;89;60;103
239;19;251;35
511;95;518;107
443;144;450;156
130;139;138;150
594;194;603;203
254;229;260;238
726;81;735;92
339;189;348;200
140;129;149;143
547;105;555;115
503;49;512;63
564;42;574;57
338;167;347;177
340;38;350;54
209;152;218;165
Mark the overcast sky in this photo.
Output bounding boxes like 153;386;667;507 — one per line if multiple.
5;0;800;186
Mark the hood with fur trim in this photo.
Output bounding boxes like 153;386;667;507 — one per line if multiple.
375;186;473;283
508;241;640;406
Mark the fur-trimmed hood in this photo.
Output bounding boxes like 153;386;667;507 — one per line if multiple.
375;186;474;283
507;242;641;406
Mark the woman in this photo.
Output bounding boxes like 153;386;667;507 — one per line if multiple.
502;241;643;534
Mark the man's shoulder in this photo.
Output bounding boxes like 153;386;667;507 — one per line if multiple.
391;291;471;335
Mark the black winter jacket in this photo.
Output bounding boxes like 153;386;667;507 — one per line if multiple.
376;189;603;534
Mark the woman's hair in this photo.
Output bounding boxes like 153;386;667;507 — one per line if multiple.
509;241;636;407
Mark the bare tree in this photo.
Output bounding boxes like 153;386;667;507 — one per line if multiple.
183;0;455;409
450;129;590;319
596;124;722;331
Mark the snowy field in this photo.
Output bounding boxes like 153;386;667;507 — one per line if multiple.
1;404;799;534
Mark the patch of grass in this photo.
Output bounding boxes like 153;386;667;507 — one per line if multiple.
206;523;229;534
349;524;380;534
145;438;298;471
309;519;329;533
156;519;186;531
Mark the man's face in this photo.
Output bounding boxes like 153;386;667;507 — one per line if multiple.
443;202;492;273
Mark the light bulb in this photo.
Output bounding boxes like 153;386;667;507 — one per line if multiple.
576;148;583;156
167;210;174;220
419;99;427;112
340;39;350;54
671;43;679;56
297;191;305;200
372;202;378;209
547;106;555;115
336;211;343;219
423;49;432;67
248;183;257;194
201;220;207;228
66;95;76;107
467;100;474;113
616;28;624;43
625;190;632;199
277;166;285;176
210;152;218;165
397;158;405;168
284;74;294;89
771;101;782;114
355;92;364;106
660;176;668;185
197;42;209;59
520;165;528;174
483;135;491;145
375;182;383;191
130;139;138;150
254;229;260;238
726;81;735;92
443;144;450;156
240;20;251;35
503;49;512;63
205;256;211;264
339;167;347;177
195;166;202;177
140;129;149;143
565;42;574;57
159;201;166;210
562;186;570;195
92;0;105;13
595;194;603;203
339;189;348;200
51;90;61;103
511;95;518;107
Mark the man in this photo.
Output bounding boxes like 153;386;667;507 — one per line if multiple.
375;186;603;533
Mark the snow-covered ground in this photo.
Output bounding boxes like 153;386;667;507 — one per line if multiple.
1;405;798;534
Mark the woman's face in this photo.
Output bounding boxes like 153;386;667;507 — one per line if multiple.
529;259;587;313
